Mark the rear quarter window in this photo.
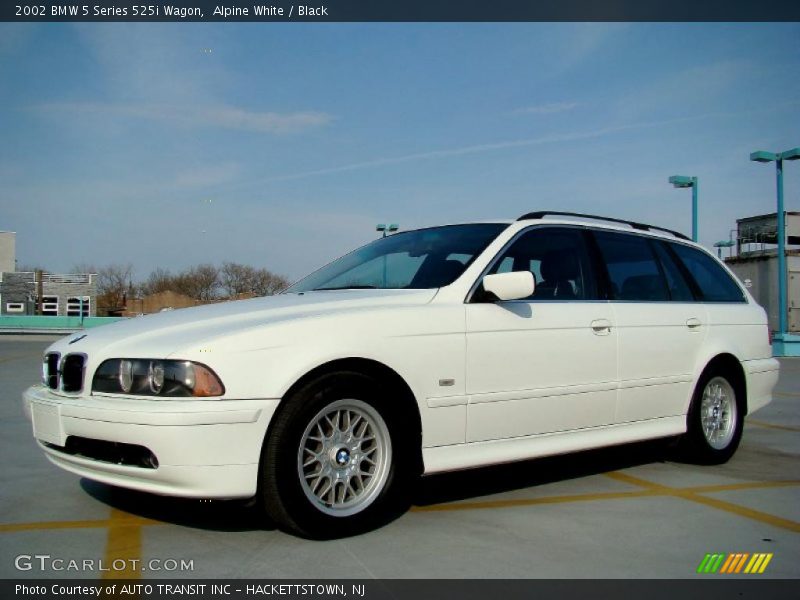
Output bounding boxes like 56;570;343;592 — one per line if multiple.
669;243;746;303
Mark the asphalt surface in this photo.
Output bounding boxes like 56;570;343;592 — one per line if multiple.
0;335;798;579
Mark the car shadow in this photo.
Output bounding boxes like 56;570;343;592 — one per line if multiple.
414;438;673;507
80;479;276;532
80;438;675;533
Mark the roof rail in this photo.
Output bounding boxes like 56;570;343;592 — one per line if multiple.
517;211;690;241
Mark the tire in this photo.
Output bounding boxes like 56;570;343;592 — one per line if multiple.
259;371;416;538
678;370;744;465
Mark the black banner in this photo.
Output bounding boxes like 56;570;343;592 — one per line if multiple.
4;580;800;600
3;0;800;23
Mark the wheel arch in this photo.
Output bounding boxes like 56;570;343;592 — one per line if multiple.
266;357;424;473
693;353;748;415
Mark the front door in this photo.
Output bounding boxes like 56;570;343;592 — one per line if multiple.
465;226;617;442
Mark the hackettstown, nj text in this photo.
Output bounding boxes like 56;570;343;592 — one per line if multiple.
245;584;357;596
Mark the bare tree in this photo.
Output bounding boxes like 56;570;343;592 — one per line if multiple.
174;264;219;301
220;262;289;297
140;267;175;296
94;264;134;312
251;268;290;296
74;262;285;311
219;262;253;297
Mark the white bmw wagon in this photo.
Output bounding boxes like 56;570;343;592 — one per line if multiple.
24;212;779;537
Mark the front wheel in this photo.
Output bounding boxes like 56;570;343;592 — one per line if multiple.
297;398;392;518
679;372;743;464
259;372;414;538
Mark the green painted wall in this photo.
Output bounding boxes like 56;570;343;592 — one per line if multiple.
0;316;125;330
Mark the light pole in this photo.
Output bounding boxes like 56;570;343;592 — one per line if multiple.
750;147;800;354
713;228;738;258
713;240;735;258
668;175;699;242
376;223;399;238
375;224;399;287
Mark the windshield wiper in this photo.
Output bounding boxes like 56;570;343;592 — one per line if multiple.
313;285;378;291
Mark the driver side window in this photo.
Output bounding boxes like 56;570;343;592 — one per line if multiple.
489;227;597;301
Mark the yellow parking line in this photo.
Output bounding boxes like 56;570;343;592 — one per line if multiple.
684;480;800;494
605;472;800;533
682;493;800;533
747;419;800;432
102;509;143;580
412;489;660;512
2;476;798;540
603;471;671;490
0;515;160;533
0;519;111;532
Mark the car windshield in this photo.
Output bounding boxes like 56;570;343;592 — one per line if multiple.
286;223;508;292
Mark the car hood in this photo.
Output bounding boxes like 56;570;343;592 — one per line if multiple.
50;289;439;358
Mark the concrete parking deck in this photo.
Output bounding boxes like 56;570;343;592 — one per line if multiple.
0;336;797;579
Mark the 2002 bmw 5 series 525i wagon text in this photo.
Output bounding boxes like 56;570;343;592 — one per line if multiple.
23;211;779;538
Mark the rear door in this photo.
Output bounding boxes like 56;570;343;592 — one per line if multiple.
591;230;707;423
464;226;618;442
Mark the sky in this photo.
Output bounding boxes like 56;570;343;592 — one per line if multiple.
1;22;799;282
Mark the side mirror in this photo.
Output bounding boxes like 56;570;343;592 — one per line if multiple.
482;271;535;301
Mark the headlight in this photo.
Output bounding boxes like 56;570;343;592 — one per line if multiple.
92;359;225;398
119;359;134;393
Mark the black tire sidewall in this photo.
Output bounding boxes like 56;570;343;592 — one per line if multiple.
685;370;744;464
261;371;413;538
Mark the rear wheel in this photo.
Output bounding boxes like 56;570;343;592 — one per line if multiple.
679;371;743;464
260;372;414;538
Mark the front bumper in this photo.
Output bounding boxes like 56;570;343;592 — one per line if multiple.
23;385;280;499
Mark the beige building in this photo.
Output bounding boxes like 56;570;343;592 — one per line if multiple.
0;231;15;273
123;290;200;316
122;290;257;316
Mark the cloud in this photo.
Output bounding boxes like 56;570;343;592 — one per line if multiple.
613;60;755;120
512;102;579;115
214;102;799;190
235;114;713;185
36;102;332;134
555;23;629;71
172;162;242;189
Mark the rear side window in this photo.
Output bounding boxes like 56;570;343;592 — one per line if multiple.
593;231;669;302
669;243;746;303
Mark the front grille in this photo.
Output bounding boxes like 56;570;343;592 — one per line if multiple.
45;353;60;389
45;436;159;469
61;354;86;392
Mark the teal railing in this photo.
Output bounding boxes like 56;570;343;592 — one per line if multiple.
0;316;125;331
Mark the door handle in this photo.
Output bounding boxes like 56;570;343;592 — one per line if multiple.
591;319;612;335
686;318;702;330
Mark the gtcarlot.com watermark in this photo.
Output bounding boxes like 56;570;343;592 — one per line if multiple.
14;554;194;573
